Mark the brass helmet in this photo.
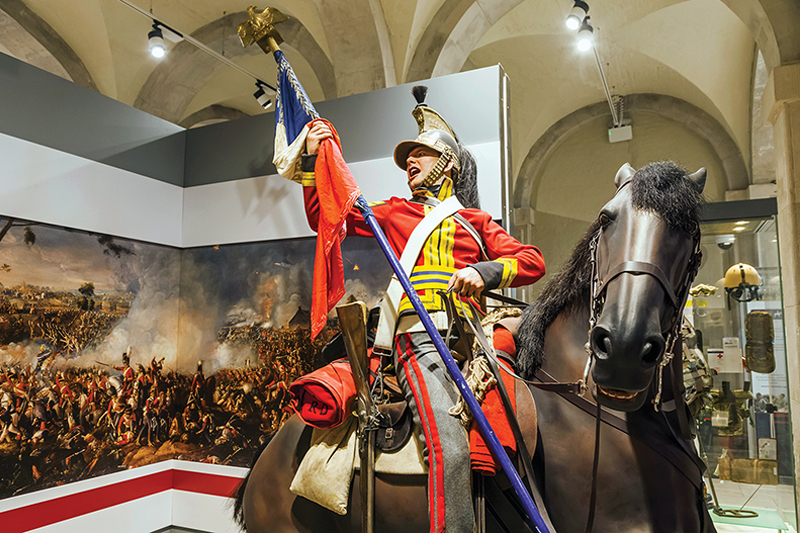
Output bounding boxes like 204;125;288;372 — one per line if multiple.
393;86;461;176
724;263;761;304
394;130;460;170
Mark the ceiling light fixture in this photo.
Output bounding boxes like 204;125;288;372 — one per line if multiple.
148;23;166;59
577;16;594;51
566;0;589;30
573;15;622;130
118;0;277;105
254;81;275;110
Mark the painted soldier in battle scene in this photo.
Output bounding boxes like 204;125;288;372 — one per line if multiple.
301;87;545;533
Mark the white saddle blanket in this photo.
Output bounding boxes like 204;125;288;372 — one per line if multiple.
289;416;426;515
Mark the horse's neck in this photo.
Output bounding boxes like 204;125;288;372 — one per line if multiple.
541;305;593;383
537;307;708;533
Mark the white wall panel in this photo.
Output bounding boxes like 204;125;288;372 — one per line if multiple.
172;491;244;533
28;492;173;533
181;141;501;248
0;133;183;247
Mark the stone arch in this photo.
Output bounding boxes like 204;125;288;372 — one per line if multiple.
179;104;249;129
513;94;749;212
430;0;526;78
718;0;800;68
405;0;526;82
718;0;780;70
0;0;96;90
751;0;800;66
135;12;335;124
366;0;396;86
404;0;474;83
315;0;386;95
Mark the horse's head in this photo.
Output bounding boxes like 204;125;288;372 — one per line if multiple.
589;162;705;411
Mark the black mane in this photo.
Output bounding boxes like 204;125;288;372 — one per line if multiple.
516;219;599;379
516;161;703;379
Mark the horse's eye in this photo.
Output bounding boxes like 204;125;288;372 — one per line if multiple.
599;213;612;226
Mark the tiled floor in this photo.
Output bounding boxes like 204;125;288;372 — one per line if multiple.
716;526;796;533
711;479;797;532
149;480;796;533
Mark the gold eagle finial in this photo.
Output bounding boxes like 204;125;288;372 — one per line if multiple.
238;6;289;53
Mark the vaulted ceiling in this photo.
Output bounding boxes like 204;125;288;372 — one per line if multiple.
3;0;799;192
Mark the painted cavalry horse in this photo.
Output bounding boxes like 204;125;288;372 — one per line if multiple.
233;161;713;532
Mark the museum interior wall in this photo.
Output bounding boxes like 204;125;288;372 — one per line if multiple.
525;110;728;297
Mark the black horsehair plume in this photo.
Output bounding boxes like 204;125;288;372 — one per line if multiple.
412;85;428;106
515;161;704;380
455;142;480;209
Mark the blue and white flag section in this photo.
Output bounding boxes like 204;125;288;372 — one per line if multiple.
272;50;320;182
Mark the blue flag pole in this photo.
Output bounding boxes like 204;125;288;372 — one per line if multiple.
354;195;549;533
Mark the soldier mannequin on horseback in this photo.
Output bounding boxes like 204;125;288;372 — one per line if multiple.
234;12;716;530
300;90;546;533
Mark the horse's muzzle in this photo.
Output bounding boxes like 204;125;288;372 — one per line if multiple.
589;324;664;411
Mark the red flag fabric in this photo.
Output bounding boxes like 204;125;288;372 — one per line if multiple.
310;119;361;338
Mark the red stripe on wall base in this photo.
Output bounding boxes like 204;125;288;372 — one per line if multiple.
0;467;244;533
173;469;243;498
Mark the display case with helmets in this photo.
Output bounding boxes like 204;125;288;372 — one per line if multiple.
691;198;794;523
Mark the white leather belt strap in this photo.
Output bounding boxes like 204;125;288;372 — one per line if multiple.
374;195;463;351
395;312;450;335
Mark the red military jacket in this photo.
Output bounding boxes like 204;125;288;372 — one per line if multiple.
302;166;545;318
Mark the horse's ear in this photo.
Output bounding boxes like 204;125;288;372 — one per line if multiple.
688;168;707;192
614;163;635;188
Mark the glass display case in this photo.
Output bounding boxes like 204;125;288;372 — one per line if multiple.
691;198;796;530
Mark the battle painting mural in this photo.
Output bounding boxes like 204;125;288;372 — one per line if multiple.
0;215;390;498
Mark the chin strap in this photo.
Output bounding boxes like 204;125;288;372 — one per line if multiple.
420;152;453;188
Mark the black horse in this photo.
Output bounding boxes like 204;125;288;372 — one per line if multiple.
233;161;714;532
516;160;714;532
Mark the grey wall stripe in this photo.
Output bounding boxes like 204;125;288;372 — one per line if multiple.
0;52;185;185
2;51;499;188
184;66;501;187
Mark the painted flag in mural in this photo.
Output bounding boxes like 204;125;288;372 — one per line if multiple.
271;50;361;339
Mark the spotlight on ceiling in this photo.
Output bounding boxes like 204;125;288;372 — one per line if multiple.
148;23;166;59
254;81;274;110
577;16;594;51
566;0;589;30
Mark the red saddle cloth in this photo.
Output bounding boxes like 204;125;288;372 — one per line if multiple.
470;326;518;476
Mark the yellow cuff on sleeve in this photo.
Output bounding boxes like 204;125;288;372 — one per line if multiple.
300;172;316;186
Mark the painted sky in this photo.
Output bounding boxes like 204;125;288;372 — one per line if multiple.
0;219;143;293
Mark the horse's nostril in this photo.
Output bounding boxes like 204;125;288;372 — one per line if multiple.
641;336;664;365
591;327;612;360
603;336;612;354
